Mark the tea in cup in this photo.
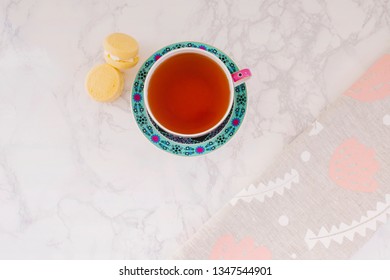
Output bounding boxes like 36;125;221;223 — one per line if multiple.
144;48;250;138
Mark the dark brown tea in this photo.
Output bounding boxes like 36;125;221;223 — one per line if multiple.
147;52;230;135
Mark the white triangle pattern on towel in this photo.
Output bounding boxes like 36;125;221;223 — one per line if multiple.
230;169;300;206
304;194;390;250
308;121;324;136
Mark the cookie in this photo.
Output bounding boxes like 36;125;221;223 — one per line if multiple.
85;64;124;102
103;33;139;70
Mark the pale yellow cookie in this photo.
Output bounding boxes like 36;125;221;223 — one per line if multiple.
103;33;139;70
85;64;124;102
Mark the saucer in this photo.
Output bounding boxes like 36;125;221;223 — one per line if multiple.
131;41;247;156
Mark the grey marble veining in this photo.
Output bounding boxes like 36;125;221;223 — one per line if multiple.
0;0;389;259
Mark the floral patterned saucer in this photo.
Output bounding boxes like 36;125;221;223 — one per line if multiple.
131;41;247;156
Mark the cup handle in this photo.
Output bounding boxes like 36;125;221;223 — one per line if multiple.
232;68;252;86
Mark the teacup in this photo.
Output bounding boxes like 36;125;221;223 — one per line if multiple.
144;47;251;138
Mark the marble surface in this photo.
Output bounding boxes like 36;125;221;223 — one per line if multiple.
0;0;389;259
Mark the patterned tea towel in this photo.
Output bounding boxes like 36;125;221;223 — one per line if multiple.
174;55;390;259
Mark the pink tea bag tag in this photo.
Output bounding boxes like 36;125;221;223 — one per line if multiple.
232;68;252;86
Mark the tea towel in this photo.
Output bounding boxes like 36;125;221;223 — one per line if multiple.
174;55;390;259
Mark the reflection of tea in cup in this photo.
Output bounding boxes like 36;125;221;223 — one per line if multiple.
144;48;250;138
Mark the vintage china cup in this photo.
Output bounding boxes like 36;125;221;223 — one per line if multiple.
143;48;251;138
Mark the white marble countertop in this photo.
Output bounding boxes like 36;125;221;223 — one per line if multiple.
0;0;389;259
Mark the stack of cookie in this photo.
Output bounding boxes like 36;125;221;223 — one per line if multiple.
86;33;139;102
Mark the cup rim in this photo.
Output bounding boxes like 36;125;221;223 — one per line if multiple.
143;48;234;138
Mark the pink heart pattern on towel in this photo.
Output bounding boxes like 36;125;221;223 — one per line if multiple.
209;234;272;260
345;55;390;102
329;138;379;192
